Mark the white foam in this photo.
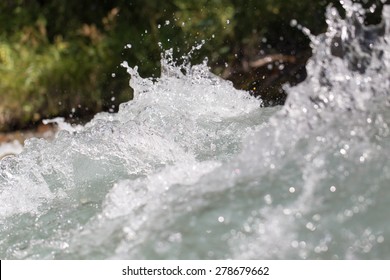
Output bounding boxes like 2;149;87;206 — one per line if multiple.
0;140;23;159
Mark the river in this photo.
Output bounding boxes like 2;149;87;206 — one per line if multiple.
1;0;390;259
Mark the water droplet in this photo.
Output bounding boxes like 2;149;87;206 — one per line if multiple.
377;236;384;243
264;194;273;205
290;19;297;27
243;224;251;232
291;240;299;248
312;214;321;221
168;232;182;243
306;222;316;231
344;209;353;217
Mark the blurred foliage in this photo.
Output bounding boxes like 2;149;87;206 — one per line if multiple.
0;0;384;131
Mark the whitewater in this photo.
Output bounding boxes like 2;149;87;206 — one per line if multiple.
1;1;390;259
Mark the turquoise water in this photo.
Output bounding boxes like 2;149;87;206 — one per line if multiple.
1;1;390;259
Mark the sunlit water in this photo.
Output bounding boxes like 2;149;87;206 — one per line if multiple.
1;1;390;259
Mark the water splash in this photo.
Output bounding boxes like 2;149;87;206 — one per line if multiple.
1;2;390;259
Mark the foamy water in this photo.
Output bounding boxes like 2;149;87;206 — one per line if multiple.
1;1;389;259
0;141;23;159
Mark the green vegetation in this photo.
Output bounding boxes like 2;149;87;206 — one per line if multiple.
0;0;383;131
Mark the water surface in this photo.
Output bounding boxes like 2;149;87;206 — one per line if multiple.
1;1;390;259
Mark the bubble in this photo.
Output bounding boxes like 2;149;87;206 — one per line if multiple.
291;240;299;248
306;222;316;231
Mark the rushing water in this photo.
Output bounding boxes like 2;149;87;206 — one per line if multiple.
1;1;390;259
